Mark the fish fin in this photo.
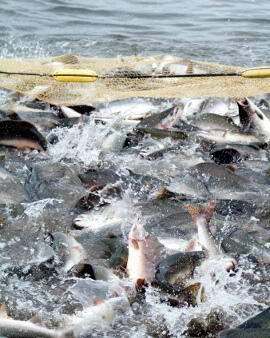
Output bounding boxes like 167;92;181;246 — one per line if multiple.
223;164;237;172
185;201;216;224
28;314;45;327
184;282;201;307
156;185;177;199
136;278;147;293
136;278;146;287
93;298;103;306
131;239;139;250
106;231;117;238
0;303;9;318
255;110;264;120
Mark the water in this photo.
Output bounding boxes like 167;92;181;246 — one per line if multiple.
1;0;270;67
0;1;270;337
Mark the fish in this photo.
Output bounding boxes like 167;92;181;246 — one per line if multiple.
221;228;270;264
101;129;127;152
200;98;230;116
155;251;205;299
187;162;248;194
136;105;182;130
78;167;121;187
184;201;236;271
219;328;270;337
135;105;187;138
57;105;82;118
0;304;73;338
95;97;169;121
238;306;270;329
47;232;88;273
191;113;239;131
69;296;130;337
237;97;270;141
72;204;123;234
126;220;165;284
182;99;205;120
196;129;264;146
219;306;270;337
0;120;47;151
135;126;187;139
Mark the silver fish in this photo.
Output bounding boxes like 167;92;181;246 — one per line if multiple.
126;220;165;284
237;97;270;141
68;296;130;337
196;129;263;145
50;232;88;273
0;305;73;338
185;201;236;271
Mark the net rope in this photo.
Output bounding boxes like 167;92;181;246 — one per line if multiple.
0;54;270;106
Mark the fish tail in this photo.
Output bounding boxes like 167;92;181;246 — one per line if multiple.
185;201;216;223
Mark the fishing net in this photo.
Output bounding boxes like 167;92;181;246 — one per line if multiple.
0;54;270;106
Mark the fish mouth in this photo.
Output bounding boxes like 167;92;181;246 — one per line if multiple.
237;97;250;108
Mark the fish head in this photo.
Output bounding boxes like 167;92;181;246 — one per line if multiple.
128;220;149;248
127;220;159;283
237;97;266;128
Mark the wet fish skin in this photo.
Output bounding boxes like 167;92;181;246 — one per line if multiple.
237;97;270;140
48;232;88;273
191;113;239;132
187;162;248;193
70;296;130;337
221;228;270;264
182;98;205;119
218;328;270;338
185;201;237;270
101;130;127;152
0;318;73;338
137;105;181;129
135;126;187;139
219;306;270;337
95;97;167;120
155;251;205;296
200;98;230;116
238;306;270;329
185;201;219;258
196;129;264;146
0;120;47;151
127;221;164;284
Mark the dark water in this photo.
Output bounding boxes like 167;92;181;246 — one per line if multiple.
1;0;270;67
